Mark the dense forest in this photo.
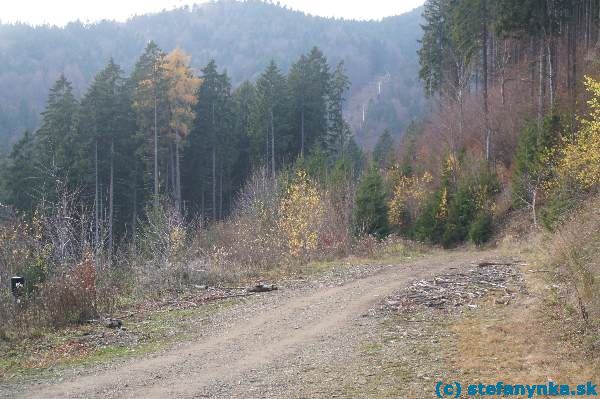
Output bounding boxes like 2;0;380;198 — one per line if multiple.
1;44;362;242
0;0;425;151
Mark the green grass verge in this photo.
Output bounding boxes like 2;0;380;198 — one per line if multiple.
0;298;239;384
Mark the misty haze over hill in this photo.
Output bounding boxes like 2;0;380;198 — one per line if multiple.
0;0;424;150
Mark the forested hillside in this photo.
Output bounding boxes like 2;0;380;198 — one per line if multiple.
0;0;424;150
401;0;600;244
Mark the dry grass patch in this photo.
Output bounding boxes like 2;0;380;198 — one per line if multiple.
0;295;240;383
451;264;599;385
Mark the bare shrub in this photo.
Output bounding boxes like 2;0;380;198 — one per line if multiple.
351;234;421;260
0;293;46;341
199;216;285;283
318;179;356;259
0;212;52;338
38;186;91;268
352;235;380;258
0;185;118;338
0;212;48;297
375;234;423;258
194;168;359;282
133;202;195;295
548;194;600;343
185;168;359;283
190;169;285;282
41;252;98;327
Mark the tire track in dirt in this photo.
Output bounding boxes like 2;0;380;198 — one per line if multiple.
13;251;490;399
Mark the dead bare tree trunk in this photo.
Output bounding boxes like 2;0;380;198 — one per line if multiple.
212;103;217;221
265;127;270;176
94;139;99;255
270;107;275;180
570;4;579;138
499;40;512;107
481;0;491;161
132;166;137;251
219;167;223;220
175;134;182;214
212;146;216;221
532;185;538;229
538;38;547;128
108;138;114;257
153;78;159;206
300;108;305;158
529;37;536;107
547;39;556;111
201;189;205;222
586;0;591;50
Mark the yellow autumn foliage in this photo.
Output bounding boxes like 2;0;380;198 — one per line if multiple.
278;170;324;257
169;225;187;259
164;48;202;139
437;186;448;221
388;171;433;229
557;76;600;189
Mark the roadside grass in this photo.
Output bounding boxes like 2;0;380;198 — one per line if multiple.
250;238;429;283
449;249;600;386
0;298;239;384
303;240;430;275
337;311;456;398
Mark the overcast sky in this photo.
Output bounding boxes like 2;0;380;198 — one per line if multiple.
0;0;425;26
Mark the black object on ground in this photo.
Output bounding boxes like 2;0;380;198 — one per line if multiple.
247;283;278;293
11;276;25;300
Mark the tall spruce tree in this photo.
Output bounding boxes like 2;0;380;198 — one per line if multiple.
182;60;232;220
288;48;330;158
325;61;352;163
253;61;289;178
288;54;310;158
2;131;36;216
353;165;389;238
419;0;452;96
131;41;168;206
78;59;135;253
34;75;79;203
230;81;256;199
373;129;396;169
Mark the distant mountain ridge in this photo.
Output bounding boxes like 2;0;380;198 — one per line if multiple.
0;0;424;150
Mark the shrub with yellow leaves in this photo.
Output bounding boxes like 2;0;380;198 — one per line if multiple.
278;170;324;258
388;171;433;233
169;225;187;260
557;76;600;190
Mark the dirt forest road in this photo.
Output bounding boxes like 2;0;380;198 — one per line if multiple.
9;251;497;399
